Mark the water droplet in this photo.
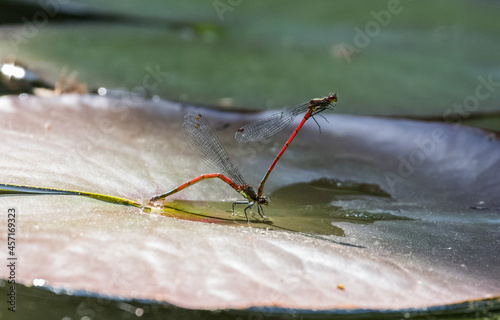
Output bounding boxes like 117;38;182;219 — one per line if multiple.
97;87;107;96
1;63;26;79
135;308;144;317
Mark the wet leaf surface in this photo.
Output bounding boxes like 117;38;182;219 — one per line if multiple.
0;95;499;314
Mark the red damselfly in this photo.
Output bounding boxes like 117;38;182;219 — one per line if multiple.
150;112;268;220
235;93;337;197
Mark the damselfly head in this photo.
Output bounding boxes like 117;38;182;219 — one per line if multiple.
258;196;269;205
321;92;337;111
327;93;338;103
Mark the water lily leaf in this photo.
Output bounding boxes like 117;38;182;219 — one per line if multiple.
0;95;498;313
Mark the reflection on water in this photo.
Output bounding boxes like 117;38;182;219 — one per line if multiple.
156;178;414;237
154;177;500;306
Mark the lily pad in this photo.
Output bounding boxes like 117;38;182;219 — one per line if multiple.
0;94;499;318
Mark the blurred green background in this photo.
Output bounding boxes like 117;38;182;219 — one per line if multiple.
1;0;499;129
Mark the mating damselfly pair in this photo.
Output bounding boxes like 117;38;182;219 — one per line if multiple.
149;93;337;221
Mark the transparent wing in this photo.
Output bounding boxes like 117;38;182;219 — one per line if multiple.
234;102;309;143
182;112;247;187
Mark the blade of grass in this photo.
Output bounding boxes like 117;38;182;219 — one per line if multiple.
0;183;143;208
